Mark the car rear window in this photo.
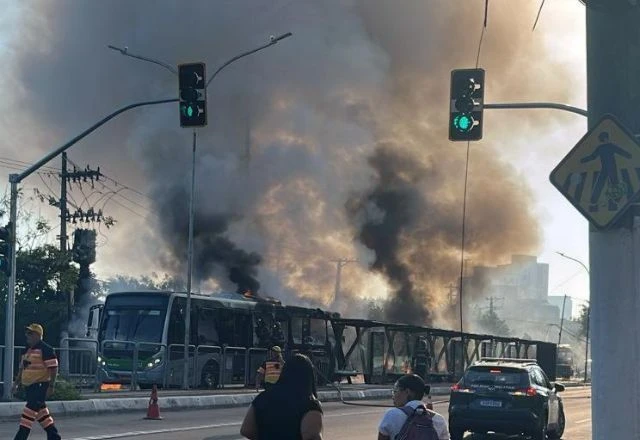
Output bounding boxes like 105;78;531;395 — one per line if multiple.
463;366;528;388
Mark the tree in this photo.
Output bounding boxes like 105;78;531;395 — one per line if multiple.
477;308;511;337
576;304;590;338
0;244;78;345
98;273;184;295
366;299;386;321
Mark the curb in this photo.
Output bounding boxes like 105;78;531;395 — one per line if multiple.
0;388;396;420
0;384;587;419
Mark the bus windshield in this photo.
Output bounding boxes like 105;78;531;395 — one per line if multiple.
102;308;165;343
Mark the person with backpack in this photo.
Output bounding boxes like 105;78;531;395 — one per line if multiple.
378;374;450;440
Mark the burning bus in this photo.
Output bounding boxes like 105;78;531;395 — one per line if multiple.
88;290;558;390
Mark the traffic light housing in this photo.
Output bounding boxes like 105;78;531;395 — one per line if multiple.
449;68;485;141
178;62;207;127
0;222;12;276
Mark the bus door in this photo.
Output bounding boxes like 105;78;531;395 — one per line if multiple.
86;304;103;339
165;298;196;387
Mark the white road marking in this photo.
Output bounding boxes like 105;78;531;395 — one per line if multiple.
67;409;385;439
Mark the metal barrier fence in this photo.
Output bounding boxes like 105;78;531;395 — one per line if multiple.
165;344;195;388
0;345;26;389
100;340;166;391
246;347;268;387
194;345;222;388
221;346;246;388
3;341;332;392
57;338;99;389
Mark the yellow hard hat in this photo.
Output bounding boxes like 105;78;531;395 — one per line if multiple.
25;323;44;337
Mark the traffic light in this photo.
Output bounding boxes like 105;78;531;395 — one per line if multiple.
0;222;12;276
449;68;485;141
178;62;207;127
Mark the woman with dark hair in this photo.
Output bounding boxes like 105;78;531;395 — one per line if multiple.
240;354;323;440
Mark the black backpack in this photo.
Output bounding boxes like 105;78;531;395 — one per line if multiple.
396;404;440;440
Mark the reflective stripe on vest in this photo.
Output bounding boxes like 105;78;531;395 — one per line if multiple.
264;361;282;384
21;348;55;386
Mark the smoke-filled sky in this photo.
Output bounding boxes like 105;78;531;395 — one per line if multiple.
0;0;589;325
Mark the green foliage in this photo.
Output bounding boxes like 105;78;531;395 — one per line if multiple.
0;244;78;345
366;300;386;321
576;304;590;338
99;273;184;294
477;308;511;337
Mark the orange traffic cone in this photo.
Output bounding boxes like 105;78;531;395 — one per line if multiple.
426;394;433;410
144;384;163;420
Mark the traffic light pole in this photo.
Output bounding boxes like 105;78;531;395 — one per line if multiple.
2;180;17;400
484;102;587;117
1;97;178;400
585;4;640;438
182;130;196;390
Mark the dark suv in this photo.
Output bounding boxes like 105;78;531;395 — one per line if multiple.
448;358;565;440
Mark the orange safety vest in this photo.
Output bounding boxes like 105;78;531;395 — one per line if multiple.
260;361;282;384
20;341;58;386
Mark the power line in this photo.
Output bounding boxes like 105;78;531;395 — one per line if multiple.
0;157;61;172
475;0;488;68
101;174;153;201
532;0;546;31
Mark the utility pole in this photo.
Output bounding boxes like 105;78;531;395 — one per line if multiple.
59;152;68;253
557;294;567;347
586;2;640;438
331;258;357;307
485;296;504;316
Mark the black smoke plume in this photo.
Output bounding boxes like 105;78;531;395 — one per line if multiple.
348;146;429;325
158;187;261;294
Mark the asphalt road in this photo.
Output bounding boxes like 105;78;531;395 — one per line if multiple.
0;388;591;439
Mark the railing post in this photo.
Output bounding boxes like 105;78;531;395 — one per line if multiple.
131;342;138;391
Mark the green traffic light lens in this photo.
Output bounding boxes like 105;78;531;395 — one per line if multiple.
454;114;474;132
181;104;196;118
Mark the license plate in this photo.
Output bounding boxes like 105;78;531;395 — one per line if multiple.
479;400;502;408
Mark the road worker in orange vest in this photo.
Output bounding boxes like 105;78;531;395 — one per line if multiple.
11;323;61;440
256;345;284;392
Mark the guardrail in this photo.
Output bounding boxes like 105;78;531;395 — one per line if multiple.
0;345;27;389
57;338;99;389
221;346;246;388
246;347;268;387
4;341;343;392
194;345;222;388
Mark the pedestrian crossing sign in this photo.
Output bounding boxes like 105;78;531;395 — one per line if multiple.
550;114;640;229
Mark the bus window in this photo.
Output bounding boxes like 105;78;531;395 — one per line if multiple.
216;312;236;346
254;315;272;347
235;314;253;347
309;319;327;345
291;317;304;344
197;308;219;346
273;319;287;347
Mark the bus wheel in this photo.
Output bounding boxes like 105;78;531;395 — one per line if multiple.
200;361;220;389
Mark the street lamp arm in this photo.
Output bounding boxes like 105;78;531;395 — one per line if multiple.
206;32;292;88
108;45;179;75
15;98;179;184
556;251;590;274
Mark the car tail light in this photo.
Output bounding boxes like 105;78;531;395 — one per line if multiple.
451;383;475;393
510;386;537;396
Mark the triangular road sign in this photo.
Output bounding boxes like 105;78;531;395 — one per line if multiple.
550;115;640;229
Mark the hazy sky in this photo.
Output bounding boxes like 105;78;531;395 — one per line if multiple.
0;0;589;318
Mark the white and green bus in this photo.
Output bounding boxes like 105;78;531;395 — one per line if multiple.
90;290;335;389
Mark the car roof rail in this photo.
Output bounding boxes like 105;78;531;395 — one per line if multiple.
477;357;538;364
